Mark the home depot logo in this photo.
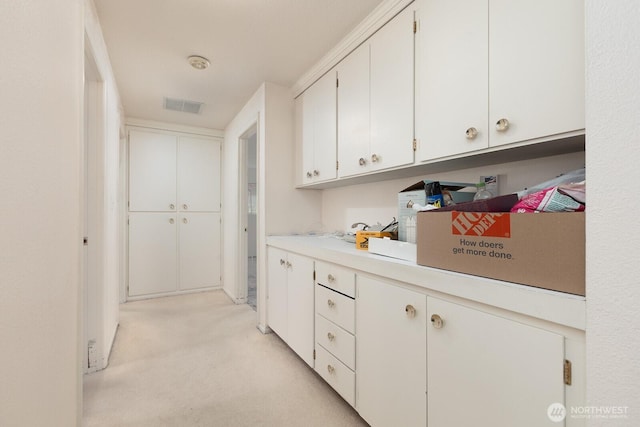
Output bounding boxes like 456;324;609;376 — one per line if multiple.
451;212;511;237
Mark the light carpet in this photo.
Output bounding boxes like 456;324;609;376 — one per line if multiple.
83;290;368;427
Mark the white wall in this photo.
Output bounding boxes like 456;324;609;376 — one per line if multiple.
585;1;640;424
84;0;124;372
322;151;585;233
223;82;322;329
0;1;84;425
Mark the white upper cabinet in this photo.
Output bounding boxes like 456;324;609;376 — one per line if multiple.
177;136;221;212
415;0;489;160
129;129;177;211
337;43;370;178
489;0;585;147
300;70;337;185
338;5;415;178
369;5;415;172
415;0;585;161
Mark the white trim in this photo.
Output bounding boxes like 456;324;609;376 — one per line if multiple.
292;0;415;97
126;117;224;138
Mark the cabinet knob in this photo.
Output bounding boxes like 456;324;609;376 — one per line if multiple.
182;218;188;224
327;299;335;308
358;157;367;166
306;171;312;178
280;259;285;266
169;204;175;210
371;153;379;163
286;261;292;269
327;332;335;341
327;364;335;374
495;118;510;132
313;170;320;176
169;218;175;224
405;304;416;318
431;314;444;329
465;127;478;140
327;274;335;283
182;204;188;210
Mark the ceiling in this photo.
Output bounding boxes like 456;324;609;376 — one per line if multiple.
94;0;383;130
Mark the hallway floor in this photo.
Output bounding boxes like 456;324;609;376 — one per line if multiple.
83;290;368;427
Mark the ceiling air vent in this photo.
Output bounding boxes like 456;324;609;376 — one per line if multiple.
163;97;204;114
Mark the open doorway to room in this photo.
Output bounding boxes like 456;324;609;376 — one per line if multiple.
238;124;258;311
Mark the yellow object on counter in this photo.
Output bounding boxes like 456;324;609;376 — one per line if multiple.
355;231;394;250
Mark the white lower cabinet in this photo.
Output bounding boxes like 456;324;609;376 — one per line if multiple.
266;247;315;366
128;212;221;297
427;297;565;427
356;275;427;427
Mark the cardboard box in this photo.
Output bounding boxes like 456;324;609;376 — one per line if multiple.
416;212;585;295
355;231;394;250
398;180;476;242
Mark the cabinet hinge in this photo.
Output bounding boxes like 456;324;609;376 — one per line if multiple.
128;201;130;208
313;270;316;281
413;20;417;34
336;78;339;88
336;160;339;171
564;359;572;385
413;139;417;151
313;349;316;360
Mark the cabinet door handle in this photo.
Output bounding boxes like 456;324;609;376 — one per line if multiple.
465;127;478;140
327;332;335;341
495;118;510;132
405;304;416;318
313;170;320;176
327;274;335;283
306;171;312;178
182;218;188;224
371;153;379;163
431;314;444;329
358;157;366;166
327;299;335;308
169;204;175;210
286;261;292;269
169;218;175;224
182;204;188;210
279;259;285;266
327;364;335;374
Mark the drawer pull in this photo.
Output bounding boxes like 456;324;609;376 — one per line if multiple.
327;332;335;341
327;299;335;308
327;274;336;283
431;314;444;329
327;364;335;374
495;118;510;132
279;259;285;266
405;304;416;318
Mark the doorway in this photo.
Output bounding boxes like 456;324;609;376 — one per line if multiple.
245;132;258;310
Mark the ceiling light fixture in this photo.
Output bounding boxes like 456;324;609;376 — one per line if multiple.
188;55;210;70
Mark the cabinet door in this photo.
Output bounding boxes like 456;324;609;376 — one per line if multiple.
370;5;415;171
178;213;221;290
129;130;177;212
128;213;177;296
415;0;488;161
177;136;221;212
337;43;370;178
489;0;584;147
356;276;427;427
286;253;315;367
267;247;288;341
301;71;337;184
427;297;565;427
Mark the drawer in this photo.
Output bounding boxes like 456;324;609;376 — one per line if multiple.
315;345;356;408
316;284;355;334
316;314;356;370
316;261;355;298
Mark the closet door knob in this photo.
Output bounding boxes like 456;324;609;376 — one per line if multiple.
306;171;312;178
495;118;510;132
327;332;335;341
313;170;320;176
182;204;188;210
169;218;175;224
286;261;292;269
465;127;478;140
327;299;335;308
279;259;285;266
182;218;188;224
358;157;366;166
327;274;335;283
371;153;379;163
169;204;175;210
327;365;335;374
